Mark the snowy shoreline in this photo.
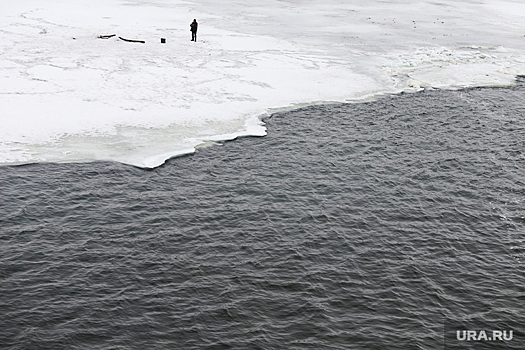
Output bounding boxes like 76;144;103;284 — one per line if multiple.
1;0;525;168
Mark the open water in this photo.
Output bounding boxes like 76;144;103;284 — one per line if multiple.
1;81;524;349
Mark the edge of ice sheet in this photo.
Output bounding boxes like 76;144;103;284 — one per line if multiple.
2;0;525;168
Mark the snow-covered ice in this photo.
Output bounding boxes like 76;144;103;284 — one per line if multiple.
1;0;525;168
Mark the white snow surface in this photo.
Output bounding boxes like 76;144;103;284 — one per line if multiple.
1;0;525;168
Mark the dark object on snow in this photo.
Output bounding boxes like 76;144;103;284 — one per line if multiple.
190;19;198;42
161;38;166;43
98;34;116;39
118;36;145;44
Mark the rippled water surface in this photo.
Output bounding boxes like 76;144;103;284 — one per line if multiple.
1;81;524;349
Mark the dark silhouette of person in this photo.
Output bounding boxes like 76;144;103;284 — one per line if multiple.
190;19;198;42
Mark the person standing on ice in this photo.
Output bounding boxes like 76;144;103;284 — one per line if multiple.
190;19;198;42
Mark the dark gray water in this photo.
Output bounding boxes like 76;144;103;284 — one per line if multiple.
1;81;524;350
